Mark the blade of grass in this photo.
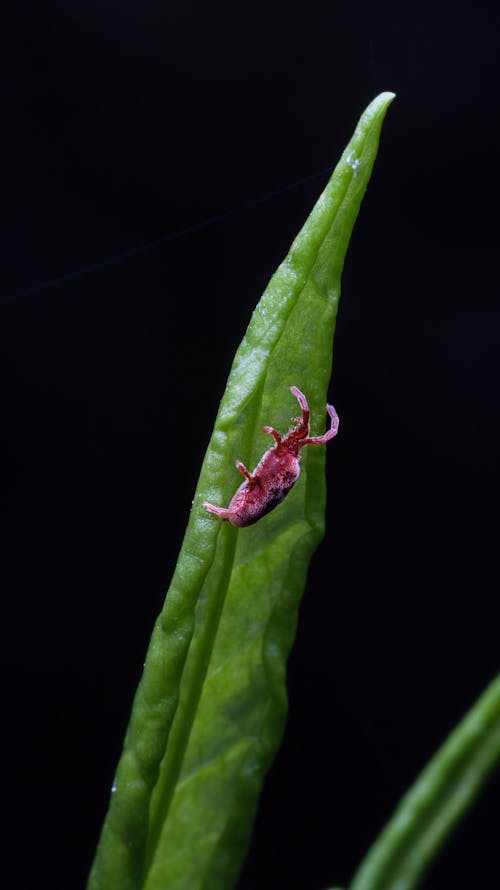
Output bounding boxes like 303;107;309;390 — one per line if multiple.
348;675;500;890
87;91;395;890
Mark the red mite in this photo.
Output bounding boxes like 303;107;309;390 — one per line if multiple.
203;386;339;527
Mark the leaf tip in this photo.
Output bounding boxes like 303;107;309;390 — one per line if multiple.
369;90;396;116
354;91;396;144
379;90;397;102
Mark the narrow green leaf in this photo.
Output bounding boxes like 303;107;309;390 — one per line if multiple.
88;91;394;890
349;675;500;890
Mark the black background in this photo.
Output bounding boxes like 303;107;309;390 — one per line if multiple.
2;3;500;889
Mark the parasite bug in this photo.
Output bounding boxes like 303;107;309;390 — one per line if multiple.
203;386;339;527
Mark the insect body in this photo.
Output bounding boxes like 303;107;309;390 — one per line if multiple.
203;386;339;527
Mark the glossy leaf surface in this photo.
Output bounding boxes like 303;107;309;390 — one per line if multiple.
88;92;394;890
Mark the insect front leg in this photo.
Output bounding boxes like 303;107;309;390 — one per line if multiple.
301;403;339;445
262;425;282;446
289;386;310;432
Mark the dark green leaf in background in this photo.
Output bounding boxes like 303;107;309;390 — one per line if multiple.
88;92;395;890
348;675;500;890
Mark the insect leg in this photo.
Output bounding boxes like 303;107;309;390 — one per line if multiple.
235;460;255;482
301;403;339;445
283;385;310;443
290;386;310;427
203;501;233;520
262;425;282;446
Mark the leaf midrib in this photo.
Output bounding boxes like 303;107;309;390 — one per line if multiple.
141;384;267;883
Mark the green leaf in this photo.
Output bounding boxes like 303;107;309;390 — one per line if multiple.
87;91;395;890
349;675;500;890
